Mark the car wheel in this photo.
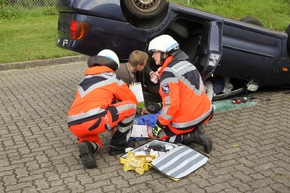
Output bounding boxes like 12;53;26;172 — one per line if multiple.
123;0;168;19
239;17;264;27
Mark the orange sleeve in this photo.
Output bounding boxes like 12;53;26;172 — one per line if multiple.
115;83;138;106
158;82;180;126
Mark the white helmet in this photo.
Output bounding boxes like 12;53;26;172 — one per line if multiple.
148;34;179;54
97;49;120;67
87;49;120;70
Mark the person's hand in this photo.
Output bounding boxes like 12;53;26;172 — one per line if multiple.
147;125;162;139
140;107;149;115
136;107;149;116
150;71;159;84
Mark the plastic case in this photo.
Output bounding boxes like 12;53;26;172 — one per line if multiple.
120;140;209;181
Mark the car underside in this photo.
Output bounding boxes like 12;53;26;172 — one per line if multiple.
56;0;290;100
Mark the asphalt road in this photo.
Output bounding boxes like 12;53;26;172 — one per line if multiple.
0;61;289;193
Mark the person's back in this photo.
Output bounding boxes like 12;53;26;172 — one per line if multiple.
115;63;132;86
147;34;213;154
68;66;132;119
67;49;138;169
161;59;212;124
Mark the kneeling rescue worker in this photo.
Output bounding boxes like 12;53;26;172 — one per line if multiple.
147;34;214;153
67;49;138;169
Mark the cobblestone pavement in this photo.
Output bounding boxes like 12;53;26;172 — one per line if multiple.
0;62;289;193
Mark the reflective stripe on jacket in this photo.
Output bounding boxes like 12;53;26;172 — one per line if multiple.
157;56;213;129
67;66;138;126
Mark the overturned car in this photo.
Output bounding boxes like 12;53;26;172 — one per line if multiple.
56;0;290;99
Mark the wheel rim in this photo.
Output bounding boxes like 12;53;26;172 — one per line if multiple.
131;0;161;13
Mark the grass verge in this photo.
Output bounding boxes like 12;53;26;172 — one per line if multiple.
0;7;77;63
0;15;77;63
182;0;290;30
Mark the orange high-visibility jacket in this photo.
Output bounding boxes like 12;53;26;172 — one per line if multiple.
157;56;213;129
67;66;138;126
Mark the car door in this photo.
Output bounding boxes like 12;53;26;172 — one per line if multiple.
198;20;223;82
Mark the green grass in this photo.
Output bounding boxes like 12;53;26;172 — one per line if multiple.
0;0;289;64
0;15;77;63
0;8;77;63
174;0;290;31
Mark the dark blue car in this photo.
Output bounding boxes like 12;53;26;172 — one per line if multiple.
56;0;290;99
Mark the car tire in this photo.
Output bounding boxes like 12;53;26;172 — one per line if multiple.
239;17;264;27
123;0;168;19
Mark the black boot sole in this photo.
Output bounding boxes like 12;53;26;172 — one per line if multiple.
78;142;97;169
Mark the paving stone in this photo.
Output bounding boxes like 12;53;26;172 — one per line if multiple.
0;61;290;193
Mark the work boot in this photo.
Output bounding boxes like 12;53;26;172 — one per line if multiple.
78;141;98;169
183;125;213;154
109;141;136;156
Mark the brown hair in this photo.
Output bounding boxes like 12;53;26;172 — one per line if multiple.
128;50;148;67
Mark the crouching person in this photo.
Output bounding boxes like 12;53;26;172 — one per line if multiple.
147;35;214;153
67;49;138;169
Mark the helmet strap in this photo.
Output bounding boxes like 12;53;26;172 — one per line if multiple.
160;53;167;64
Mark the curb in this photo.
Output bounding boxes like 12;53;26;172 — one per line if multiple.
0;55;88;71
